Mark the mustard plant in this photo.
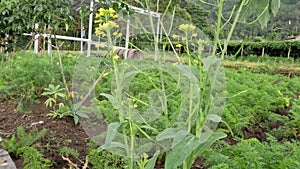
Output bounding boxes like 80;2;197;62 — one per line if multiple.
75;1;281;169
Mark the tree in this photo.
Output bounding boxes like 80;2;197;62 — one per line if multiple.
0;0;73;53
182;1;214;38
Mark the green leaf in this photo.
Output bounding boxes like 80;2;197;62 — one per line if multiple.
186;132;227;169
41;92;53;96
44;98;55;107
192;132;227;159
76;110;89;118
270;0;280;16
238;0;279;29
172;130;189;148
124;70;139;78
156;128;177;141
56;92;66;98
206;114;222;123
73;115;79;125
99;141;126;150
100;93;116;107
145;151;160;169
65;23;69;31
165;133;200;169
105;122;121;147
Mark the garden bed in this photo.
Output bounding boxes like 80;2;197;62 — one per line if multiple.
1;53;300;168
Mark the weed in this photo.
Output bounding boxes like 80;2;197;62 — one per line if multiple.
20;146;53;169
0;126;46;157
88;149;125;169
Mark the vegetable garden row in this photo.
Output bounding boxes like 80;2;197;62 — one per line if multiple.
0;52;299;168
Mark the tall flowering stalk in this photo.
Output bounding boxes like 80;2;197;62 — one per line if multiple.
95;7;122;55
94;8;138;169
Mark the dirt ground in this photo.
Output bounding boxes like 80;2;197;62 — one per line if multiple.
0;98;89;169
1;96;295;168
0;97;210;169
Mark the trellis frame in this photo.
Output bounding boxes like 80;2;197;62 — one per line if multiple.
87;0;161;59
29;0;161;60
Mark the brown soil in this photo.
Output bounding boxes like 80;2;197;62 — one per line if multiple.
2;95;297;168
221;134;238;145
242;124;267;142
241;101;299;143
0;98;89;169
0;98;209;169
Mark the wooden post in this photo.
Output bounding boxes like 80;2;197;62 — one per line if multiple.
241;45;244;57
287;47;291;59
261;47;265;57
34;23;39;54
87;0;94;57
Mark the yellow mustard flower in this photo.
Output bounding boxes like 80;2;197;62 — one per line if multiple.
179;24;189;31
108;8;115;15
176;44;182;48
179;24;196;32
98;8;105;16
113;55;120;60
112;14;118;19
96;43;106;48
102;23;110;31
172;34;179;39
113;31;118;36
117;33;122;38
103;72;110;77
94;19;103;23
189;25;196;31
108;21;118;28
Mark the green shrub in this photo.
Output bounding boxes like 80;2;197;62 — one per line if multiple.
0;52;75;113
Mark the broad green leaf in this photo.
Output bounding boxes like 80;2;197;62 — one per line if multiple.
73;115;79;125
124;70;139;78
206;114;222;123
172;130;189;148
145;151;160;169
165;134;200;169
100;93;116;107
257;6;271;29
270;0;280;16
76;110;89;118
186;132;227;169
99;141;126;150
156;128;177;141
136;142;154;155
105;122;121;147
238;0;280;29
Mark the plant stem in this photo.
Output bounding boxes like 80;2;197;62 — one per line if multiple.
129;120;135;169
212;0;224;57
51;44;70;96
221;0;246;59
